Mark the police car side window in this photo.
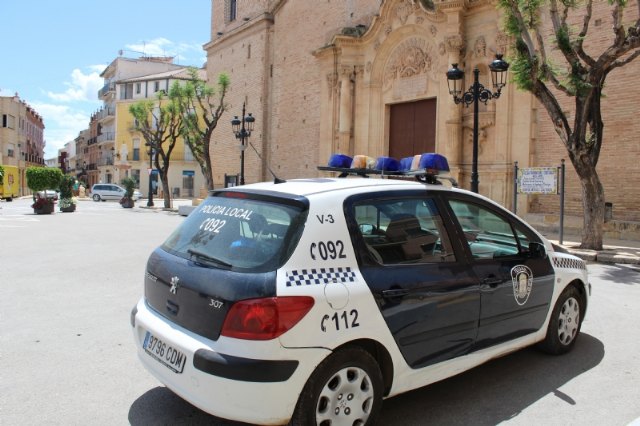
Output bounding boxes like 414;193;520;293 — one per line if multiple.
448;200;519;259
353;198;455;264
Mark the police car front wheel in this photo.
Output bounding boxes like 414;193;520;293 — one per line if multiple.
540;285;584;355
291;347;383;426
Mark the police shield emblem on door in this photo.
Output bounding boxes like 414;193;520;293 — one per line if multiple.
511;265;533;305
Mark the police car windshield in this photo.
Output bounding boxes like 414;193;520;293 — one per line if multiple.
162;194;305;272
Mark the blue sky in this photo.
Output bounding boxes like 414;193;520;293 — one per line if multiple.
0;1;211;159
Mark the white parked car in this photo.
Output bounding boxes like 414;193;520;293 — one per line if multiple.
131;154;590;425
91;184;125;201
91;184;141;202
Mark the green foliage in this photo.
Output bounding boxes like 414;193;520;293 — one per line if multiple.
520;0;543;28
176;69;230;190
121;176;136;198
59;175;75;199
510;40;538;91
26;167;63;192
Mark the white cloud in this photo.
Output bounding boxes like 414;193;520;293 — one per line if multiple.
47;67;104;103
30;102;92;158
126;38;204;66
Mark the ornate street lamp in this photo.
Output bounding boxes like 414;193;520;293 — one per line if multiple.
446;54;509;193
231;102;255;186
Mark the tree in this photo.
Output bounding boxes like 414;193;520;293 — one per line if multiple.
178;68;230;191
129;83;184;208
25;166;63;194
498;0;640;249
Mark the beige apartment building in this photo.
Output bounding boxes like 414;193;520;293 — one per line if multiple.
83;55;203;199
0;94;46;196
205;0;640;229
114;67;207;199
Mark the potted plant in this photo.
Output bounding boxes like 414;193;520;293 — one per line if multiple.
26;166;63;215
119;177;136;208
58;175;77;212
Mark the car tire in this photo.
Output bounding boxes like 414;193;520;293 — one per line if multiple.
93;194;101;202
539;285;583;355
291;347;383;426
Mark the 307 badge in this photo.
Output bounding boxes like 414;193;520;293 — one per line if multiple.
511;265;533;306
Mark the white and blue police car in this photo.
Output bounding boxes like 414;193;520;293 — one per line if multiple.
131;154;590;425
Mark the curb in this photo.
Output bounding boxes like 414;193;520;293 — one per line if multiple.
565;248;640;265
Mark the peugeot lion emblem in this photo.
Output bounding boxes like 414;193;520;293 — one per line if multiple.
169;276;180;294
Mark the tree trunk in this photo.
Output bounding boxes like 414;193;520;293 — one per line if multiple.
204;130;215;191
161;173;171;208
576;165;605;250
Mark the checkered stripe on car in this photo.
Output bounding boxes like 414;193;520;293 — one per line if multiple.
553;257;587;270
286;267;356;287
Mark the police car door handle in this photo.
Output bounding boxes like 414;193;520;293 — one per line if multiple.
382;289;409;298
481;277;503;288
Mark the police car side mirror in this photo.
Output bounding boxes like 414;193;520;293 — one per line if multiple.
359;224;375;236
528;242;547;259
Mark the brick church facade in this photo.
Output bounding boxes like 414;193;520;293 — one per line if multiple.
205;0;640;225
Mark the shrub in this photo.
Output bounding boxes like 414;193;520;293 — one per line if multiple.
26;167;63;192
121;177;136;198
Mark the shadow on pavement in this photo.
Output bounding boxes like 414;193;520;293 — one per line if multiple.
129;333;604;426
379;333;604;425
591;263;640;286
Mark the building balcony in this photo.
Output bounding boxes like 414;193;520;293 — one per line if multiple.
97;156;115;167
97;132;115;143
96;106;115;122
22;152;45;164
98;82;116;98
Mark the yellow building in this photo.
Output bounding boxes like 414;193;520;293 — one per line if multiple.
114;68;207;199
0;94;46;197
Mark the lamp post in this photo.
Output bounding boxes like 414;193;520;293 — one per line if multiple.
145;142;154;207
231;102;255;186
446;54;509;193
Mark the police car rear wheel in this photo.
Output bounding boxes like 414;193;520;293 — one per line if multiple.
92;194;101;202
540;285;583;355
292;347;383;426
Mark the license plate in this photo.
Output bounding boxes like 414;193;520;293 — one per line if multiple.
143;331;187;374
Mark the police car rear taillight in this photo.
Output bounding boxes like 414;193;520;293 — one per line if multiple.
221;296;315;340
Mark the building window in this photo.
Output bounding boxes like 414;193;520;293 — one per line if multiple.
229;0;237;21
136;83;141;94
133;138;140;161
184;143;194;161
154;81;160;92
2;114;15;129
7;143;15;157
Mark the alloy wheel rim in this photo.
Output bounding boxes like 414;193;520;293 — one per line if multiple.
558;296;580;345
316;366;374;426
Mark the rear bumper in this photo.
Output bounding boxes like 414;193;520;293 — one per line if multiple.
193;349;298;382
131;299;329;425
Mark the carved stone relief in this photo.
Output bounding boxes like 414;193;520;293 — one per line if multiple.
495;32;509;55
396;3;413;25
445;35;465;55
473;36;487;58
383;38;435;87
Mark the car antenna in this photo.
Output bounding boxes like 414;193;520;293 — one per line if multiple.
248;141;286;184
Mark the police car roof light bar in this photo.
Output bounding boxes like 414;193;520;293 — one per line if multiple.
319;153;458;187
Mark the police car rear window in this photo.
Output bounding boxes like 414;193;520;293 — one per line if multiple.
161;194;306;272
